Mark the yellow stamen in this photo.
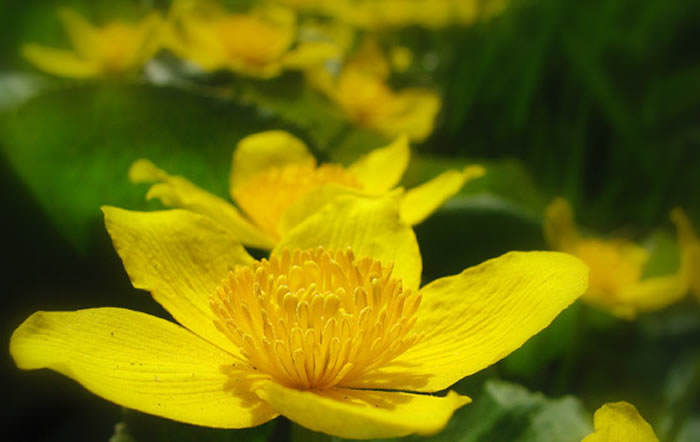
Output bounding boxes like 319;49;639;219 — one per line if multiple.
232;163;362;238
211;248;422;390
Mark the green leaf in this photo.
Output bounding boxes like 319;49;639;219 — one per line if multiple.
399;380;591;442
0;82;270;251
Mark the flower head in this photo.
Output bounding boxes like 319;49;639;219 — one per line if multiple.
22;8;162;78
544;198;693;318
582;402;658;442
307;39;441;141
129;130;484;249
163;0;339;78
10;194;587;439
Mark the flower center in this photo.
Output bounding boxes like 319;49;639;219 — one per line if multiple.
232;163;362;238
216;16;291;67
575;240;646;299
210;248;422;390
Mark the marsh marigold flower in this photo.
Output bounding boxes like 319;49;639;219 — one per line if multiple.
307;39;441;141
582;402;658;442
22;8;162;78
10;194;587;438
544;198;695;318
129;130;484;249
163;0;339;78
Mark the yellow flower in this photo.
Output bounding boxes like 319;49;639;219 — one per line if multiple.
544;198;692;318
163;0;340;78
275;0;508;29
21;8;162;78
10;194;588;438
129;130;484;249
308;39;441;141
582;402;658;442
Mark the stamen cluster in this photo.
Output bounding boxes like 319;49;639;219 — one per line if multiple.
211;248;422;390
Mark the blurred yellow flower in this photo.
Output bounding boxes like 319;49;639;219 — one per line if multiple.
11;194;587;438
22;8;162;78
164;0;339;78
275;0;508;29
544;198;693;318
129;130;484;249
582;402;658;442
308;40;441;141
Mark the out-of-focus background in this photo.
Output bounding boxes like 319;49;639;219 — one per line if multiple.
2;0;699;441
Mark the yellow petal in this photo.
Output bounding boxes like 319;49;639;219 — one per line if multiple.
132;12;165;65
230;130;315;192
277;183;359;235
376;88;441;142
273;193;422;291
618;274;688;315
671;208;700;297
129;159;275;249
21;44;101;78
256;380;469;439
281;40;342;70
347;251;588;392
57;8;98;59
348;136;410;194
582;402;658;442
544;197;581;252
10;308;278;428
163;17;228;71
102;206;253;356
400;164;485;225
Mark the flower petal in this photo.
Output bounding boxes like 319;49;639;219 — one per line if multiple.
102;206;253;356
671;207;700;297
57;8;99;59
376;88;441;142
281;41;342;70
348;136;410;194
129;159;275;249
10;308;278;428
132;12;165;65
256;381;469;439
230;130;315;192
278;184;360;235
582;402;658;442
400;164;485;225
544;198;581;252
347;251;588;392
617;274;688;315
21;44;101;78
273;193;422;290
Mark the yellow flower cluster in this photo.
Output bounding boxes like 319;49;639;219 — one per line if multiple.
19;0;478;141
